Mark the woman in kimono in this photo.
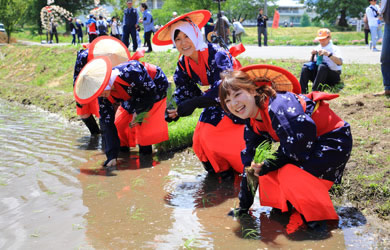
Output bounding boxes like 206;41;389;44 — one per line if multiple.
74;58;169;167
152;10;246;176
218;65;353;233
73;36;131;135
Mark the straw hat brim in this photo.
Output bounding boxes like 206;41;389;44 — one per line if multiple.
87;36;131;67
207;31;217;43
152;10;211;46
241;64;301;94
74;56;112;104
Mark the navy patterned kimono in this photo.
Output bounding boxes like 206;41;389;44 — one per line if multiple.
239;91;353;210
173;43;242;126
73;48;89;85
242;92;353;184
99;60;168;163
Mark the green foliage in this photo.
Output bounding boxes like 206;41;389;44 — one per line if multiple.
300;13;311;27
306;0;367;27
0;0;30;43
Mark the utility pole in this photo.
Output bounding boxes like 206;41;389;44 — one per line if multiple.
264;0;268;15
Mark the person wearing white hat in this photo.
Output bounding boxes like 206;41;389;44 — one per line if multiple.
73;36;131;136
152;10;246;177
74;58;169;167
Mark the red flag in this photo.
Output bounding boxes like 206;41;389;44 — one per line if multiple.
272;10;280;29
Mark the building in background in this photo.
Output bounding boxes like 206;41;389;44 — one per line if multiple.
271;0;317;27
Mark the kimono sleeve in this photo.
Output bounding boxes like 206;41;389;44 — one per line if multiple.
270;93;317;162
73;49;89;86
241;124;270;168
173;62;203;105
119;63;156;114
204;46;233;100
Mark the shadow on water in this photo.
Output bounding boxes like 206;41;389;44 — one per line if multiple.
76;135;103;151
78;148;159;176
164;172;242;209
232;205;367;245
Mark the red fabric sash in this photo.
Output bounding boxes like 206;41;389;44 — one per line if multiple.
107;76;131;103
185;49;210;85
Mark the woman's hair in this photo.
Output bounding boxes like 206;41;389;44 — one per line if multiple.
174;29;181;40
219;70;276;114
141;3;148;9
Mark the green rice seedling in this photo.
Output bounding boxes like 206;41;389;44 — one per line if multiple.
132;111;149;125
242;228;259;240
183;238;196;249
246;141;277;196
127;207;145;221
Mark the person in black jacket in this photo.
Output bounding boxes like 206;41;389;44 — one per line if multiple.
257;8;268;47
122;0;139;52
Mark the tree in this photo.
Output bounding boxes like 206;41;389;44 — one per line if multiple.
300;13;311;27
0;0;30;43
23;0;113;33
151;0;277;25
306;0;367;27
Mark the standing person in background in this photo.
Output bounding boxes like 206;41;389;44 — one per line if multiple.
257;8;268;47
214;11;231;45
380;0;390;96
69;18;76;45
97;15;108;36
204;12;214;42
111;16;121;40
232;18;245;43
76;19;84;44
366;0;382;52
363;13;371;45
140;3;154;53
122;0;139;52
86;14;98;43
49;17;59;44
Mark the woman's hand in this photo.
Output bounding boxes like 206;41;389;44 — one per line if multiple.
250;161;264;177
130;113;138;127
167;108;178;119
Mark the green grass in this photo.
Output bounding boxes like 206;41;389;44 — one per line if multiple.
9;25;372;46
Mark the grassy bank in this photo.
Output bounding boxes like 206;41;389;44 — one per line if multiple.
0;44;389;221
8;26;371;46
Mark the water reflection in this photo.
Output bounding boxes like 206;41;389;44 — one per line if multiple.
0;99;380;249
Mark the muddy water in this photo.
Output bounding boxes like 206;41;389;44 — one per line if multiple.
0;99;377;249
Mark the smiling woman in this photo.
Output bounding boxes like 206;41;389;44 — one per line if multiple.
219;65;353;234
152;10;247;176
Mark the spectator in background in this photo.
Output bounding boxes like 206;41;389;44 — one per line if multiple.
205;12;214;43
69;18;76;45
172;11;178;20
122;0;139;52
380;0;390;96
363;13;371;45
76;19;84;44
232;18;245;43
49;17;58;44
140;3;154;53
257;8;268;46
299;28;343;93
366;0;382;51
214;11;230;45
86;14;98;43
111;16;121;40
97;15;108;36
